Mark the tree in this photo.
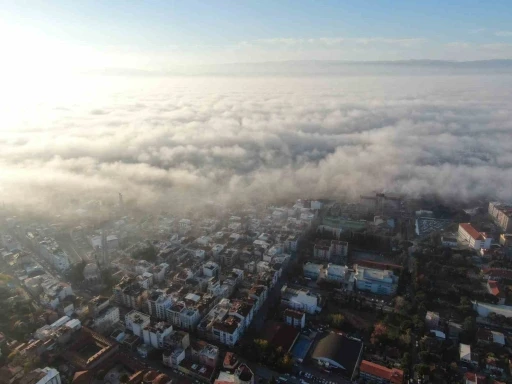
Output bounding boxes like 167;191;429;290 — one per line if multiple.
401;352;411;369
370;322;389;345
414;364;430;376
463;316;476;332
328;314;345;328
120;373;129;383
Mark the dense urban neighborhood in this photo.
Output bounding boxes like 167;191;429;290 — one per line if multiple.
1;195;512;384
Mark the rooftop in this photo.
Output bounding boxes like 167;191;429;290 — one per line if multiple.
360;360;403;384
459;223;483;241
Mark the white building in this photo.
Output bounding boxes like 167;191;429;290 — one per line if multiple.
458;223;492;250
284;234;300;253
125;310;151;337
212;244;225;257
147;290;174;320
353;265;398;295
142;322;173;349
203;261;220;277
30;367;61;384
106;235;119;251
280;285;320;314
284;308;306;329
166;302;201;330
38;238;70;271
303;262;323;280
325;264;349;282
93;306;120;330
330;240;348;258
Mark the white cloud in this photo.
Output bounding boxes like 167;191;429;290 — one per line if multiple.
0;73;512;217
496;31;512;37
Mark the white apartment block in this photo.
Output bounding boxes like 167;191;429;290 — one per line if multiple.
353;265;398;295
147;290;174;319
284;234;300;252
458;223;492;250
166;302;201;330
325;263;348;282
142;322;173;349
203;261;220;277
280;285;320;314
303;262;323;280
125;310;151;337
93;306;120;330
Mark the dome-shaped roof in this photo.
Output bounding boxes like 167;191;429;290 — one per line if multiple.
83;263;100;279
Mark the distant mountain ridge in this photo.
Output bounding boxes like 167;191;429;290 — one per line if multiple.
86;59;512;76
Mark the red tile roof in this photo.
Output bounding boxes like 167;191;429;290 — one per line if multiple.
482;268;512;280
360;360;403;384
464;372;487;384
488;280;501;296
459;223;483;241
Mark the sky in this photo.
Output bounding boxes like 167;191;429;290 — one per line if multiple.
1;0;512;73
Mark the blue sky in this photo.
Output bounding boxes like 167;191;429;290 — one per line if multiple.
1;0;512;72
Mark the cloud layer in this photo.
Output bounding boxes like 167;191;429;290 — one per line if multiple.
1;73;512;217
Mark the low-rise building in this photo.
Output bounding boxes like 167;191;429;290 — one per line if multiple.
325;263;348;282
458;223;492;250
353;265;398;295
359;360;403;384
280;285;320;314
303;262;323;280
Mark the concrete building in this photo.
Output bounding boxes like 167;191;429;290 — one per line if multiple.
330;240;348;258
458;223;492;250
325;264;348;282
113;278;146;309
147;290;174;320
280;285;320;314
313;240;331;260
23;367;61;384
203;261;220;278
489;202;512;232
353;265;398;295
284;234;300;253
125;310;151;337
93;306;120;330
166;302;201;331
303;262;323;280
500;233;512;247
88;296;110;317
284;308;306;329
190;340;220;368
142;322;173;349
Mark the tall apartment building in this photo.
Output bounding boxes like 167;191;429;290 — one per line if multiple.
489;202;512;232
142;322;173;349
113;278;146;309
147;290;174;320
125;310;151;337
